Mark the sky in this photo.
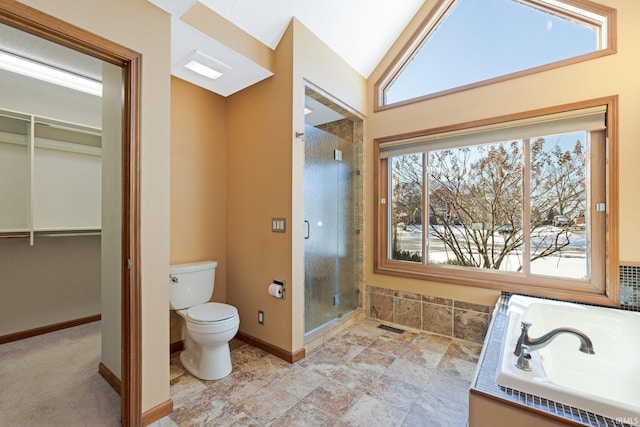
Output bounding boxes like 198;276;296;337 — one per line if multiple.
385;0;598;104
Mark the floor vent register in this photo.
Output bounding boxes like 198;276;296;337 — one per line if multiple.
377;324;405;334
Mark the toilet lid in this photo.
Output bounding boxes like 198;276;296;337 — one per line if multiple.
187;302;238;323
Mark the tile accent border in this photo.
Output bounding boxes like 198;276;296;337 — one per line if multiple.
366;285;492;345
620;264;640;311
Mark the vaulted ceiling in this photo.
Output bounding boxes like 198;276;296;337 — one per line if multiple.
149;0;425;96
0;2;426;99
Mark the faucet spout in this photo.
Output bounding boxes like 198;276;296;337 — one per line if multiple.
513;321;595;357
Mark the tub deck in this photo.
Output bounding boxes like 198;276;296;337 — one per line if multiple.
470;293;637;427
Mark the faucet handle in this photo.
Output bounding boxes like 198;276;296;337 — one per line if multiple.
515;344;532;371
513;321;532;357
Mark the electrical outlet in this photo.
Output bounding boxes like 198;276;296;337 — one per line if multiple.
258;310;264;325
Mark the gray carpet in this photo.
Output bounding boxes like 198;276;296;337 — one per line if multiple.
0;321;121;427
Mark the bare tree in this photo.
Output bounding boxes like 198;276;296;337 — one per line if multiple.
529;137;585;264
391;153;423;258
391;136;586;270
428;142;523;268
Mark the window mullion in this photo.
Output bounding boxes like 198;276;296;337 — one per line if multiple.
423;152;429;267
387;159;393;260
522;138;531;276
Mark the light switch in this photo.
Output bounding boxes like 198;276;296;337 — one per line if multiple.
272;218;286;233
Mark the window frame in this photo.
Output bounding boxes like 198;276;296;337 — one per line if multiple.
374;97;619;306
374;0;617;112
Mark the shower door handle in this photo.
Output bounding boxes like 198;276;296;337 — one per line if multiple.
304;220;310;239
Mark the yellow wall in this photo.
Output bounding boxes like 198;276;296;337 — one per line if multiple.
225;19;367;353
170;76;228;303
226;23;295;353
291;19;367;349
170;77;229;345
365;0;640;305
19;0;172;412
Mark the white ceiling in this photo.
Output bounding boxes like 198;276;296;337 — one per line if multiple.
199;0;424;77
150;0;425;97
2;2;426;100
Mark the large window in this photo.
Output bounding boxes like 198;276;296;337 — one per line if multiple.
375;99;617;303
376;0;616;109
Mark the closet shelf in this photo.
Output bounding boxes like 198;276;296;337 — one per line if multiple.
0;107;102;244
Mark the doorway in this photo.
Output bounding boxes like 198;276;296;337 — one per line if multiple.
303;85;363;334
0;2;141;426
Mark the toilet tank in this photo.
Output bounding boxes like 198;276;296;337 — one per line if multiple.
169;261;217;310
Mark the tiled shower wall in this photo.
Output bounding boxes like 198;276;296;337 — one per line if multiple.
365;285;493;345
316;117;364;308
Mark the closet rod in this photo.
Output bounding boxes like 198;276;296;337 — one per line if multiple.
0;231;101;239
37;231;101;238
0;232;29;239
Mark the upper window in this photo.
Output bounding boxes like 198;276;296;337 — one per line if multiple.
374;98;618;304
376;0;616;109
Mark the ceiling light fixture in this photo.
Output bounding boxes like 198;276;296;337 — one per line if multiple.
182;50;230;80
0;50;102;97
304;107;313;115
185;60;223;80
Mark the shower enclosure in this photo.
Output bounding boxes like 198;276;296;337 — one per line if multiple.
303;91;362;334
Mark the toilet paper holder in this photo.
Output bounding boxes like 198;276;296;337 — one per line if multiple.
269;279;286;300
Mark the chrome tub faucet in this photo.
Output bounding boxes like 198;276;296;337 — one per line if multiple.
513;321;595;371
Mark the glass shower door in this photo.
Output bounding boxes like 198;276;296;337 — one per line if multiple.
304;124;357;333
336;135;358;315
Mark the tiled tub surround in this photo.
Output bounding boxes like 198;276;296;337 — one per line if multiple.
164;317;481;426
470;294;635;427
620;264;640;311
497;295;640;421
366;286;493;345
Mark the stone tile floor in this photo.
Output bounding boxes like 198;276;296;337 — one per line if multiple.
153;318;481;427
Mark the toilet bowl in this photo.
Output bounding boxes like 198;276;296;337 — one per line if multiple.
176;302;239;380
170;261;240;380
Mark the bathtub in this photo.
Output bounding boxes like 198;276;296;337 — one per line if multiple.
496;295;640;422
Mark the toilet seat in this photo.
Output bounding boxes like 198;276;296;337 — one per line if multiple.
187;302;238;325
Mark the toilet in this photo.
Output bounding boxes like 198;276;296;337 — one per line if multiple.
169;261;240;380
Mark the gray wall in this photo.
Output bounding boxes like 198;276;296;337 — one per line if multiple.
0;235;101;336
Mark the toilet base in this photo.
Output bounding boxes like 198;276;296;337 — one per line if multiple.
180;342;232;380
